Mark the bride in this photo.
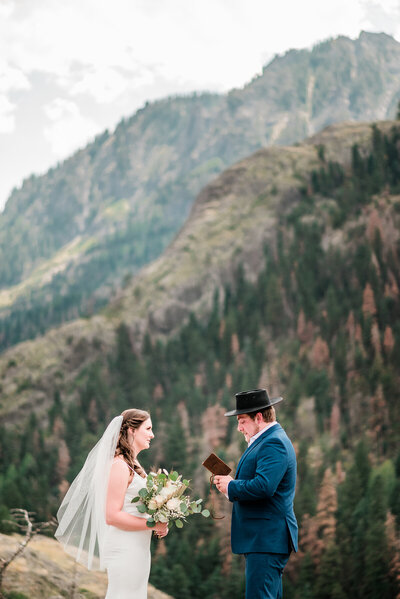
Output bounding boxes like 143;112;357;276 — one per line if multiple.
55;408;168;598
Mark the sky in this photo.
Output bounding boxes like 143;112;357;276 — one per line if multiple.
1;0;400;210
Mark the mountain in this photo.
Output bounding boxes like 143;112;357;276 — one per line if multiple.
0;119;380;426
1;31;400;351
0;119;400;598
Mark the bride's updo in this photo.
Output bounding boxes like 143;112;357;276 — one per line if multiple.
115;408;150;478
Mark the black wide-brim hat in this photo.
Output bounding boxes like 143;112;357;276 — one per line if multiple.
224;388;283;417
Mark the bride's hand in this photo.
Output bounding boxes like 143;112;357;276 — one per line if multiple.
153;522;168;538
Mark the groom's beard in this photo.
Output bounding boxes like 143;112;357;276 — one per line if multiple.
243;423;262;444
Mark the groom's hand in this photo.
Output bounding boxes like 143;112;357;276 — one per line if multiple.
214;475;233;495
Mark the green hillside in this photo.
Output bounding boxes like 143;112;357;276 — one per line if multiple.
0;120;399;598
1;32;400;350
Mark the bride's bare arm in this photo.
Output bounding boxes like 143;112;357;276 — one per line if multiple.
105;460;149;531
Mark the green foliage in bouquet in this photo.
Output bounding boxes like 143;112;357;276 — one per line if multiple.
131;469;210;529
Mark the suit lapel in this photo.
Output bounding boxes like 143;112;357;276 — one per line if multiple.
235;423;282;478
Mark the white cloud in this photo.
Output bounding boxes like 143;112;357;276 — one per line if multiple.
68;64;156;103
361;0;400;36
0;95;15;133
0;63;30;93
0;0;371;101
0;0;399;209
44;98;98;156
0;0;14;18
0;60;30;132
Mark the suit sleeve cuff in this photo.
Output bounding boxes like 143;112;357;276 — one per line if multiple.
227;480;235;501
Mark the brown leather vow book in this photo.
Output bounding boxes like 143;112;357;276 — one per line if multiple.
202;454;231;520
202;453;232;476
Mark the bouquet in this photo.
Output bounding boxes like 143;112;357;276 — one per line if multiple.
131;469;210;529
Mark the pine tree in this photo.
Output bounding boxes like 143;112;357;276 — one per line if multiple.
364;474;391;599
315;468;337;549
390;451;400;529
55;440;71;483
386;512;400;599
336;441;371;597
265;272;284;334
362;283;377;317
168;563;192;599
1;465;22;508
314;543;346;599
383;326;395;355
297;551;316;599
164;413;187;472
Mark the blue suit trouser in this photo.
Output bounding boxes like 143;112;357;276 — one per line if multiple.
244;552;290;599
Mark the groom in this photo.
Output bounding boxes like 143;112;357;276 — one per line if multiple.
214;388;298;599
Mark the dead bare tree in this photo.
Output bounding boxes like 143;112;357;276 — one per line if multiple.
0;508;56;599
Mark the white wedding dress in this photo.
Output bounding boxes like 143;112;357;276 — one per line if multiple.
103;473;152;599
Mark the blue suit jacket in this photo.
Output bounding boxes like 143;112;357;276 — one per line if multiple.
227;423;298;555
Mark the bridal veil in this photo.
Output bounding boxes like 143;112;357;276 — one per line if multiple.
55;415;123;570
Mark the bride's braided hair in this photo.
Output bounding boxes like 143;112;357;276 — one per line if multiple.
115;408;150;478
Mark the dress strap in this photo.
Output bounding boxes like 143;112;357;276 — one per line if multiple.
114;457;135;475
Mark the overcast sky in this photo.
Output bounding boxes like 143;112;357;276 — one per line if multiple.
1;0;400;210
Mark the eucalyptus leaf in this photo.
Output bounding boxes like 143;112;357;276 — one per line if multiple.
146;520;156;528
131;496;140;503
169;471;179;481
175;519;183;528
136;504;147;513
202;509;210;518
138;488;148;498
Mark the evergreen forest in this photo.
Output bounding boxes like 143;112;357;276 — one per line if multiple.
1;123;400;598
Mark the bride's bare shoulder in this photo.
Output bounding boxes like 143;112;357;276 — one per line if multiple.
112;457;135;477
112;457;129;470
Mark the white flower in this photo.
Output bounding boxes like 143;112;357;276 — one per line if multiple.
148;499;157;511
154;494;165;508
160;487;171;499
166;498;181;511
160;483;176;500
157;513;169;523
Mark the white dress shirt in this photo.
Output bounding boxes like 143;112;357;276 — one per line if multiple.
248;421;278;446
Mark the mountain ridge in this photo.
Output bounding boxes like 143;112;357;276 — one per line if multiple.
1;32;400;351
0;119;397;427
